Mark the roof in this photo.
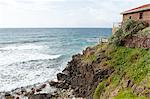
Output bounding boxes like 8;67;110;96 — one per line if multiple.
121;4;150;14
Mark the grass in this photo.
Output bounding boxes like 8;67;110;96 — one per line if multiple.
108;45;150;83
93;20;150;99
115;89;149;99
93;80;106;99
83;53;97;63
92;44;150;99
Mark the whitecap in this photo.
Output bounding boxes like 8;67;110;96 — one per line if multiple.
0;44;61;66
0;44;44;51
0;44;62;92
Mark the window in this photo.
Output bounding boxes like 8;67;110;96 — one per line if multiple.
129;16;132;19
139;13;143;19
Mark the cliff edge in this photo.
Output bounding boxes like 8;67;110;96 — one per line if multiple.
51;20;150;99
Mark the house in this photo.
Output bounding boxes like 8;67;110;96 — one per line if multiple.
112;4;150;34
121;4;150;24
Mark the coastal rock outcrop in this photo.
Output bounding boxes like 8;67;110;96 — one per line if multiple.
51;45;114;98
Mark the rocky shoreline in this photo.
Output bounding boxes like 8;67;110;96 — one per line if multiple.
1;38;150;99
1;44;110;99
51;45;114;98
1;80;76;99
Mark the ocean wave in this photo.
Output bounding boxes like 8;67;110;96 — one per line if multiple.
0;44;61;66
0;62;59;92
0;52;61;66
0;44;44;51
0;40;44;45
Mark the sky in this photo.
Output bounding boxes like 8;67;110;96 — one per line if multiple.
0;0;149;28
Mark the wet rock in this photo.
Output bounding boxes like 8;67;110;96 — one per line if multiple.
29;93;52;99
21;87;26;94
24;92;33;97
57;82;69;89
16;97;19;99
15;92;21;95
57;73;68;81
40;84;47;89
31;88;35;95
36;89;42;92
5;92;11;97
49;80;59;86
49;80;63;87
49;80;69;89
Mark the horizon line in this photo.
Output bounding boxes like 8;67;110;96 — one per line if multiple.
0;27;112;29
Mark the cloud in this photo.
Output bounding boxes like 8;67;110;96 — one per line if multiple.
0;0;150;27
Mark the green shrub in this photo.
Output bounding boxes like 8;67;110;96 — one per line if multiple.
122;19;136;32
93;80;106;99
122;20;148;35
110;20;148;46
110;28;123;46
136;27;150;36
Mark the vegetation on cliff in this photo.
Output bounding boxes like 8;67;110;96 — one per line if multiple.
50;20;150;99
3;20;150;99
110;19;149;46
93;45;150;99
93;20;150;99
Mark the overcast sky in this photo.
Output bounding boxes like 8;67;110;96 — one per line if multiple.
0;0;149;28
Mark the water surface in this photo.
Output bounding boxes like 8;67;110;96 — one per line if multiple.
0;28;111;91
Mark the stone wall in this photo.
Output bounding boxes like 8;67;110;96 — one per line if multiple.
123;10;150;25
122;35;150;49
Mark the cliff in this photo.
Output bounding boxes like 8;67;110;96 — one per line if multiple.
50;20;150;99
53;43;150;99
4;20;149;99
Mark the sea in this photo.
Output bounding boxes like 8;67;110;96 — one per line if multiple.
0;28;111;92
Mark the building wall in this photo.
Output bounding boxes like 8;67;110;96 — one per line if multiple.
123;10;150;25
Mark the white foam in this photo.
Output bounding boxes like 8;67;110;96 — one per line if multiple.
0;44;62;91
0;44;43;50
0;44;60;66
0;66;58;91
0;52;60;66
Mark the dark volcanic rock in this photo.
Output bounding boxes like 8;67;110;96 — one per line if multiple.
36;89;42;92
49;80;69;89
21;87;27;94
57;73;68;81
29;93;52;99
55;47;114;98
49;80;60;86
40;84;47;89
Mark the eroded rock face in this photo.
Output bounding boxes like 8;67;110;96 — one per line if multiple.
122;36;150;49
52;47;114;98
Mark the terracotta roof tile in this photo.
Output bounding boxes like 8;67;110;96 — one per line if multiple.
121;4;150;14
